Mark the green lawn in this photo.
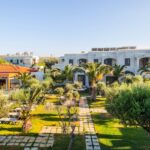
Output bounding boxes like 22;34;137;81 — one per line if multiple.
90;97;150;150
0;98;60;136
0;96;86;150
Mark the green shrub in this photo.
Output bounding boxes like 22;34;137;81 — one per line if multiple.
106;83;150;134
97;81;106;96
65;83;74;92
72;91;80;102
0;91;9;118
123;75;143;84
54;87;64;96
10;89;26;102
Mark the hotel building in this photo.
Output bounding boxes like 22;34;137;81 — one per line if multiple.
54;46;150;87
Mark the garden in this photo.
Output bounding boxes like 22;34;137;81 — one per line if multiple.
0;59;150;150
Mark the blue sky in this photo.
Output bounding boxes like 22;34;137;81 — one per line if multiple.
0;0;150;56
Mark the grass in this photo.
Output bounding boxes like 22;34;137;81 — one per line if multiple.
0;98;60;136
54;135;85;150
89;97;150;150
0;95;86;150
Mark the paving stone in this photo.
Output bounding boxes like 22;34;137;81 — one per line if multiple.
7;142;15;146
0;142;6;146
24;148;30;150
33;143;39;147
86;139;92;142
85;135;91;139
93;146;101;150
29;139;35;142
46;143;53;147
23;139;29;142
92;139;99;142
93;142;99;146
86;141;93;146
91;135;97;139
10;139;16;142
14;143;20;146
39;143;46;147
86;145;93;150
26;143;33;147
20;143;26;146
4;139;10;142
31;147;38;150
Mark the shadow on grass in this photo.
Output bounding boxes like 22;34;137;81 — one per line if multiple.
0;127;21;132
92;113;150;150
31;113;62;122
53;134;86;150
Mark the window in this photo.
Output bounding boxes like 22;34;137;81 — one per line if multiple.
79;59;87;65
125;58;130;66
69;59;74;65
20;59;23;63
104;59;113;66
61;59;65;62
10;59;13;63
94;59;98;63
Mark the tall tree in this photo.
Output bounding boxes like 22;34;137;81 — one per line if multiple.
63;65;74;82
79;63;111;100
112;64;134;83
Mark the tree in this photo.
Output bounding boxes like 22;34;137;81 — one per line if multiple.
63;65;74;82
27;78;41;89
0;91;9;118
51;68;61;78
112;64;134;83
78;63;111;100
54;87;64;97
21;88;41;133
18;72;32;88
0;58;9;64
106;83;150;134
55;84;79;150
44;57;59;72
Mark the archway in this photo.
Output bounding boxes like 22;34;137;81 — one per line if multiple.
104;58;116;66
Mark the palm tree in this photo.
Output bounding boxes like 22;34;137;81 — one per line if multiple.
63;65;74;82
22;87;41;133
112;64;134;83
77;63;111;100
138;63;150;76
50;68;62;79
18;72;32;88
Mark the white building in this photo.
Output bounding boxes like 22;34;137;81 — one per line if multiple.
54;46;150;87
4;52;39;67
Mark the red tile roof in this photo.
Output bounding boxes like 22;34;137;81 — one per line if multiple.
0;64;31;73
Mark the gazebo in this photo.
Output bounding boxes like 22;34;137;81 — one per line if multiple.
0;64;30;90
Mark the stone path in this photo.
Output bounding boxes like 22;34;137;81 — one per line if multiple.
40;126;80;134
0;129;54;150
79;97;101;150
